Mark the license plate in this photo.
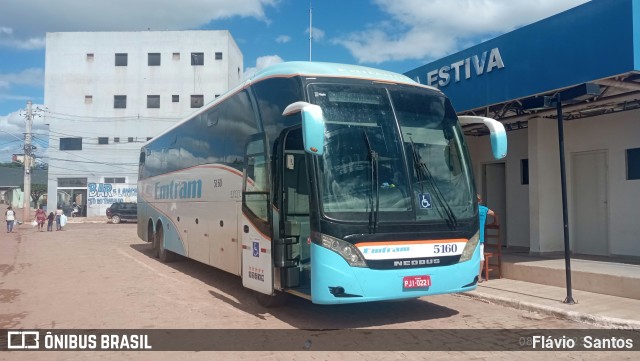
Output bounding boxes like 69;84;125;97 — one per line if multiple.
403;275;431;289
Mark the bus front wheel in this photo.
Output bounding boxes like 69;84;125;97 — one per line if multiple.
255;291;288;308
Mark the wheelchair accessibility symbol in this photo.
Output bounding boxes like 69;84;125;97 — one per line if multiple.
252;241;260;257
418;193;432;209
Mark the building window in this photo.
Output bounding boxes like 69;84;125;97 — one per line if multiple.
148;53;161;66
114;137;120;143
115;53;128;66
104;177;126;183
85;95;93;104
114;95;126;109
521;159;529;185
173;52;180;61
58;178;87;187
191;52;204;66
147;137;153;141
215;52;223;60
214;94;220;98
128;137;134;143
627;148;640;180
98;137;109;145
172;95;179;103
191;95;204;108
60;137;82;150
86;53;94;62
147;95;160;108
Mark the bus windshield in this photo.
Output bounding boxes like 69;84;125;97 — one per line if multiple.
309;83;475;224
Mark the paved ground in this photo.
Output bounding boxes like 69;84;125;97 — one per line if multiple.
0;222;637;360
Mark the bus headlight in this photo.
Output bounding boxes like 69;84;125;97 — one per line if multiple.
319;234;368;267
459;231;480;263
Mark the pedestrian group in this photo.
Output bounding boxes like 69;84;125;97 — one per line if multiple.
4;205;68;233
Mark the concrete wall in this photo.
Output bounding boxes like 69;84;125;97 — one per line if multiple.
227;32;243;87
44;31;243;217
528;117;564;254
563;109;640;257
466;108;640;257
466;127;530;248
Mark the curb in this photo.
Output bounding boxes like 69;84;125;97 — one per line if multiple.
66;220;110;224
458;291;640;330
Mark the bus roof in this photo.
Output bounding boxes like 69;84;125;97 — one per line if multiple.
142;62;439;148
249;61;436;89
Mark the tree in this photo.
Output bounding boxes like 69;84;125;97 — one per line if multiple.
21;183;48;207
0;161;24;168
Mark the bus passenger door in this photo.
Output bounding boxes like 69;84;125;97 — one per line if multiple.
274;127;311;294
241;134;274;295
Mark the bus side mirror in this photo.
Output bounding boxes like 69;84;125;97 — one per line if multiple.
283;101;325;156
458;116;507;159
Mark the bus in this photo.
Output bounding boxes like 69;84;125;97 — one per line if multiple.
137;61;507;305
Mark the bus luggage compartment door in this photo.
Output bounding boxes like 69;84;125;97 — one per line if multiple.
241;218;274;295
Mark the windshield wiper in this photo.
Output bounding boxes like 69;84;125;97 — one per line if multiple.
362;129;379;234
409;139;458;229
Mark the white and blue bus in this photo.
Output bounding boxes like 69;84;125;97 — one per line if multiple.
137;62;506;305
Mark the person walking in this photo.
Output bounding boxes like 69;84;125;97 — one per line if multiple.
5;206;16;233
477;194;496;282
35;206;47;232
47;212;54;232
55;206;64;231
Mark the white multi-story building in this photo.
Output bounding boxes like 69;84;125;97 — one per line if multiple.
44;31;242;218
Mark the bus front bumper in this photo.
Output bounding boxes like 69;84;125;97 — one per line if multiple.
310;243;480;305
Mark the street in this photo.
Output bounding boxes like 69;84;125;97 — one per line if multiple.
0;222;635;360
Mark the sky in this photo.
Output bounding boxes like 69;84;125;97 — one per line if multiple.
0;0;589;162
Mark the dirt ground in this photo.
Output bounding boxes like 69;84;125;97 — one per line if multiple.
0;222;635;360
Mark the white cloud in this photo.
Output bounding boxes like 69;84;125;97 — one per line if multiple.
276;35;291;43
305;27;325;42
9;37;46;50
244;55;284;79
0;105;49;160
0;25;45;49
0;0;279;50
0;68;44;89
334;0;590;64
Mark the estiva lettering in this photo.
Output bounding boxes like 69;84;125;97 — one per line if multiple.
154;179;203;200
425;47;505;88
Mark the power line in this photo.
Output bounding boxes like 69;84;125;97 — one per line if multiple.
46;157;139;166
43;109;181;121
0;139;22;147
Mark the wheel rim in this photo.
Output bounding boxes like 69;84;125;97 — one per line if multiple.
112;215;120;223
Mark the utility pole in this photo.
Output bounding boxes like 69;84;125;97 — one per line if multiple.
309;2;312;62
550;92;576;305
23;100;33;222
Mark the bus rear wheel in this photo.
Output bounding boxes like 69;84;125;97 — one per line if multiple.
148;221;157;257
154;223;175;262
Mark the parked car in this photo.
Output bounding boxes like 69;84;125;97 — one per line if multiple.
106;202;137;224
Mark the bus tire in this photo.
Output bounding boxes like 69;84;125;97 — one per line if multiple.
156;224;175;262
148;221;157;257
255;291;288;308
